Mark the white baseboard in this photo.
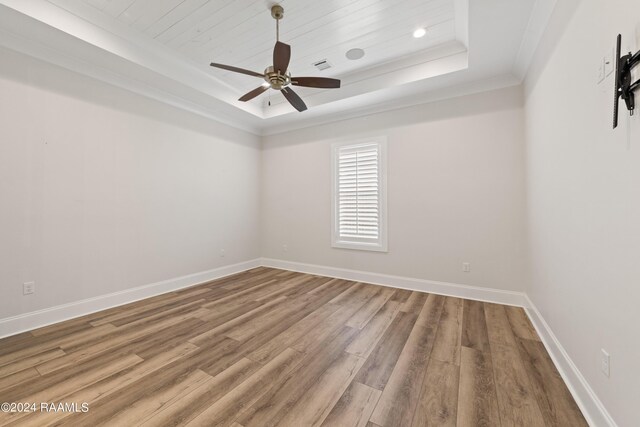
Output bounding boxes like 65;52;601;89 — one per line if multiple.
0;259;261;339
524;296;618;427
260;258;527;307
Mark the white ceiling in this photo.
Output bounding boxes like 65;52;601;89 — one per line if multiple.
0;0;557;134
91;0;457;90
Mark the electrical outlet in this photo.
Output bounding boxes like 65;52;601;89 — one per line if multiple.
23;282;35;295
282;244;288;253
219;249;226;257
601;349;610;377
462;262;471;273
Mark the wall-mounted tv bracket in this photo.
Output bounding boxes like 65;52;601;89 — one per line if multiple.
614;34;640;128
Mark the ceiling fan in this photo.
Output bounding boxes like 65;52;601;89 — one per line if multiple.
209;4;341;112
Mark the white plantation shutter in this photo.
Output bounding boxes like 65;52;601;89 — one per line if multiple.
332;139;387;251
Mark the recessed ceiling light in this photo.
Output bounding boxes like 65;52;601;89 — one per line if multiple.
346;48;365;60
413;28;427;38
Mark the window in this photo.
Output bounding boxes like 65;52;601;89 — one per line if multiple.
332;137;387;252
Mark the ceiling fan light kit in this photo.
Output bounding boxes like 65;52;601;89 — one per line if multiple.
210;4;341;112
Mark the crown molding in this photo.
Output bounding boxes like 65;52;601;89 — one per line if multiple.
512;0;558;80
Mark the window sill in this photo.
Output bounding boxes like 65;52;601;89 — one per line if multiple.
332;241;388;253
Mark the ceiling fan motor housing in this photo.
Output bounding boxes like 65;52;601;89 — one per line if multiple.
264;66;290;90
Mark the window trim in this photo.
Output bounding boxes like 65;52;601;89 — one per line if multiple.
331;136;388;252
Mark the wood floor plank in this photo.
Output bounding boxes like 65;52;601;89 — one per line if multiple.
198;293;349;378
0;368;40;394
415;293;446;329
321;381;381;427
16;343;201;427
0;348;65;378
490;341;545;426
128;317;211;360
290;303;367;354
461;300;490;353
505;306;541;341
276;352;365;427
189;296;288;345
201;280;280;310
180;348;304;427
516;338;589;426
307;279;356;300
369;324;437;427
102;369;213;426
0;324;116;368
456;347;501;427
0;354;142;426
1;347;139;402
38;317;203;375
306;278;345;295
196;302;347;380
284;276;335;298
411;359;459;427
353;311;417;390
17;343;198;427
237;326;360;427
89;287;211;326
253;274;318;301
225;294;317;342
74;354;259;427
202;279;278;309
46;318;202;371
247;303;341;363
400;291;429;314
345;287;395;330
390;288;413;303
330;282;376;306
29;318;93;338
81;293;179;326
0;268;586;427
484;302;519;347
431;297;463;365
193;299;263;325
109;298;207;327
346;300;401;358
218;268;287;291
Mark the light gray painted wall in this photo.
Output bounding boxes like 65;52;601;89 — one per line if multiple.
0;48;261;319
523;0;640;425
261;86;528;292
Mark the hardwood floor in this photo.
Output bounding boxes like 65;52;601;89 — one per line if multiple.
0;267;587;426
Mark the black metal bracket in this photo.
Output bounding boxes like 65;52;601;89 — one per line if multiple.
614;34;640;128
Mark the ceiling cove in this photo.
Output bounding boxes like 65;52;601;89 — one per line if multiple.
0;0;555;134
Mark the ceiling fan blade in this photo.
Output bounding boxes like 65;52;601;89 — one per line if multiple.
281;87;307;112
239;85;269;102
210;63;264;78
291;77;341;89
273;41;291;74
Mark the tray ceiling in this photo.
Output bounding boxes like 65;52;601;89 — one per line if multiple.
0;0;555;134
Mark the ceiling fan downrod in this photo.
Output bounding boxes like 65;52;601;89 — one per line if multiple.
271;5;284;42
